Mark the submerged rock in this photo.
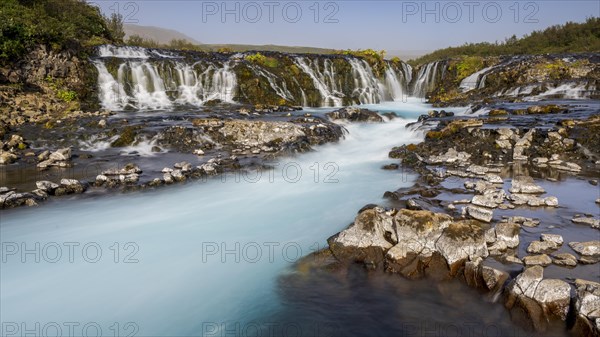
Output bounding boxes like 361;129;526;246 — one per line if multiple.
572;216;600;229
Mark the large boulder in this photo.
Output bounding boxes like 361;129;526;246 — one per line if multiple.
327;207;396;268
384;210;452;278
572;279;600;337
385;210;489;280
505;266;571;332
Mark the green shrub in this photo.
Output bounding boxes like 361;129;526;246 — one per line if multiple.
57;90;77;102
245;53;279;68
0;0;115;62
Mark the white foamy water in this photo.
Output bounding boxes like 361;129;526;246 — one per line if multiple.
0;100;432;336
459;66;496;92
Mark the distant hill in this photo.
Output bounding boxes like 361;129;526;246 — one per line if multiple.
386;50;431;61
412;17;600;65
204;44;335;54
123;24;202;45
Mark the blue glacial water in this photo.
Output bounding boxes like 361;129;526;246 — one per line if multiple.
1;100;444;336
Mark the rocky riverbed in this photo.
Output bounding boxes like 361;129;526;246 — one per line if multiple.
1;97;598;336
0;103;348;208
285;101;600;336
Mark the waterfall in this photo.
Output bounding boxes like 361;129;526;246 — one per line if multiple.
348;58;385;105
249;64;294;101
94;45;418;109
459;66;496;92
94;61;128;111
412;61;441;98
293;57;344;107
94;48;237;110
384;61;411;102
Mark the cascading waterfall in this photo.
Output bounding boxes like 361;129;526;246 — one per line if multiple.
94;50;237;110
248;64;295;101
349;58;385;104
94;45;415;109
384;62;411;101
412;61;442;98
459;65;497;92
293;57;344;107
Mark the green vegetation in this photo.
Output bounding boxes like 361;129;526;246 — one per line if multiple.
340;49;386;62
125;34;208;51
244;53;279;68
338;49;387;76
411;17;600;65
452;56;484;80
0;0;117;62
45;75;77;102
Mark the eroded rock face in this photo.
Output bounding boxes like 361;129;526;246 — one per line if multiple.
505;266;571;332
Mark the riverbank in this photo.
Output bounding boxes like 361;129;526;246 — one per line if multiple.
298;99;600;336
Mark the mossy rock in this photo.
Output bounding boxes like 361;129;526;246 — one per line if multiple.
111;126;138;147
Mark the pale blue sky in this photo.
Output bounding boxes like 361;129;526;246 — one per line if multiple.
90;1;599;51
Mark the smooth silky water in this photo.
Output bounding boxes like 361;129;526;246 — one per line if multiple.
0;100;500;336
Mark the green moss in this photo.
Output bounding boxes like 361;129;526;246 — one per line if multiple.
111;126;137;147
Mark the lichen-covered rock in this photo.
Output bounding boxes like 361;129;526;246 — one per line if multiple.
55;179;86;195
523;254;552;266
527;234;563;254
0;150;18;164
385;210;452;278
493;221;521;248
